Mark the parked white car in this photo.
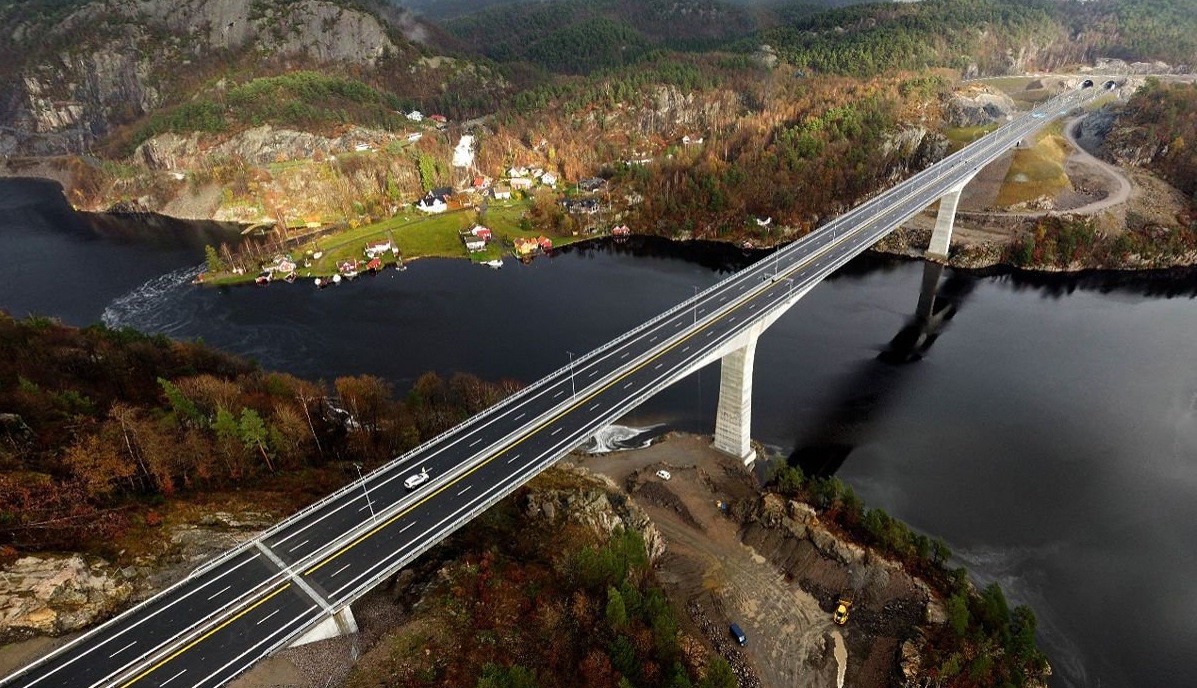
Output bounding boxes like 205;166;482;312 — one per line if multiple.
655;469;671;481
404;468;430;490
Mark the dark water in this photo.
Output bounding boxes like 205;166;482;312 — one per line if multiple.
3;179;1197;688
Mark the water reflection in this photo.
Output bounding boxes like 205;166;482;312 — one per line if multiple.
990;265;1197;299
790;261;975;476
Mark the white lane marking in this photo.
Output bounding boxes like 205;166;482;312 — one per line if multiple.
620;351;629;359
191;604;322;688
588;370;598;377
551;427;563;436
19;551;266;688
676;321;683;327
589;403;602;411
288;539;309;553
623;382;634;390
706;330;715;337
729;316;737;323
318;115;1048;604
698;308;706;314
506;453;521;464
650;336;657;342
358;503;370;512
458;485;472;497
654;363;663;370
749;304;757;310
400;521;416;533
256;609;280;626
469;438;482;447
161;668;187;685
514;412;526;421
331;563;352;577
554;390;564;398
206;585;231;601
108;641;136;658
683;346;690;352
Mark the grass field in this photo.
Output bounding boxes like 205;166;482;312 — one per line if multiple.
944;124;1000;152
995;127;1073;208
204;195;604;285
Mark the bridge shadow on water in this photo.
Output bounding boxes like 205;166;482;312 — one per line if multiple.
788;260;976;478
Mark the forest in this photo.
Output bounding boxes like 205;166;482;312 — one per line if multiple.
0;313;522;557
1107;79;1197;199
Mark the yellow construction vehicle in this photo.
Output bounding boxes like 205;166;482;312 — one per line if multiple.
833;596;853;625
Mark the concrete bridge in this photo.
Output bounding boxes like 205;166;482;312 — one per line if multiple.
1;84;1107;688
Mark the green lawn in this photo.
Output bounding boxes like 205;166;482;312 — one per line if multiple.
203;197;598;285
943;123;1000;152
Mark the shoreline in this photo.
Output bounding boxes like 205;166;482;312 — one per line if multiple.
5;172;1197;280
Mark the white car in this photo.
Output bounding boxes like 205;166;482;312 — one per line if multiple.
404;469;430;490
655;469;671;481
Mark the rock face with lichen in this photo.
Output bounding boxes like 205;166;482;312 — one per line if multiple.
0;510;275;642
0;0;405;156
0;554;133;640
523;464;666;562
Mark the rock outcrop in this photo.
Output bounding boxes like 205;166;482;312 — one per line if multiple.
524;464;666;562
0;555;133;640
945;87;1018;128
0;510;275;642
0;0;407;156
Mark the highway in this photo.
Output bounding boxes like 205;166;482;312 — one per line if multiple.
1;84;1104;688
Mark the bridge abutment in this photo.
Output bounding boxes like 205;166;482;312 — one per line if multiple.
712;335;758;464
289;606;358;648
927;185;963;259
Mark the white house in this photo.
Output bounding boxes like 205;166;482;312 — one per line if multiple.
416;197;447;213
540;172;558;187
407;110;424;122
508;166;528;178
510;177;534;190
755;216;772;227
463;236;487;252
407;132;423;142
492;186;512;200
682;135;704;146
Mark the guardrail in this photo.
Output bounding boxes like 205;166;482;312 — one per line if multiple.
1;86;1098;688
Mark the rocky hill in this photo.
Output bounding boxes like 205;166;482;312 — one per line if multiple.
0;0;493;157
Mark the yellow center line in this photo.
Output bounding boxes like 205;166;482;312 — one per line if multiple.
304;217;876;576
118;584;292;687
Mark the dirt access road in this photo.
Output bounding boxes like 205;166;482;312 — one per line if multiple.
580;435;848;688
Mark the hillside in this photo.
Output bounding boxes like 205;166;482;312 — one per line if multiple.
1;0;1195;269
1105;79;1197;199
0;0;500;157
0;312;521;556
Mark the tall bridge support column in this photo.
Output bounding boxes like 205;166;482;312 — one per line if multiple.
712;334;759;464
928;186;964;259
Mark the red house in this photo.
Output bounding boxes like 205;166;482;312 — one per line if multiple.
538;236;553;251
612;224;631;237
470;225;492;240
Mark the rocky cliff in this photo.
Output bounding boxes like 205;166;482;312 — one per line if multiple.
0;0;418;156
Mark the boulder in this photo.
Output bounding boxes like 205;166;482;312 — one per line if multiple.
0;555;133;638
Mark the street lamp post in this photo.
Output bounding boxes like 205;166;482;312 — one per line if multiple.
785;278;794;300
692;285;699;325
567;350;576;399
353;463;377;524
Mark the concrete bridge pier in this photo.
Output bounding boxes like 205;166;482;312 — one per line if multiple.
712;334;759;465
927;184;965;259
